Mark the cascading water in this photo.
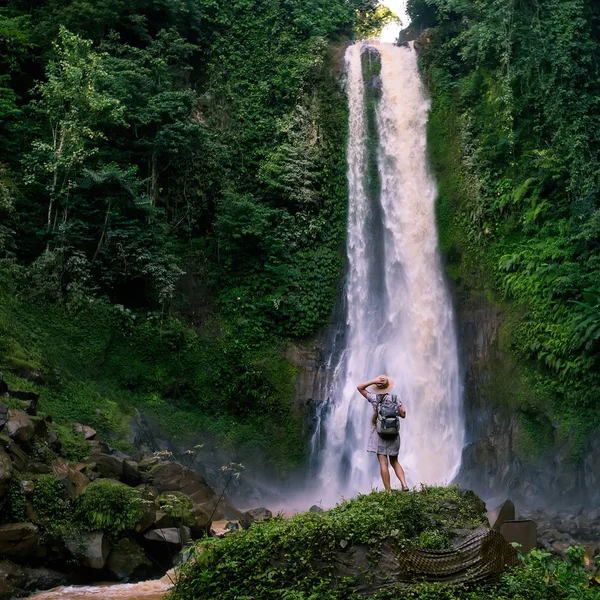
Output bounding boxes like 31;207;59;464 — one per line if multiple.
310;41;464;507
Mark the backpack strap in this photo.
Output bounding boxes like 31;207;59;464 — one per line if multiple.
375;393;388;413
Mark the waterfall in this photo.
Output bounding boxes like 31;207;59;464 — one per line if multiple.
310;41;464;506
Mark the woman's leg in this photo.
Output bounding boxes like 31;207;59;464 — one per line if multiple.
389;455;408;489
377;454;391;491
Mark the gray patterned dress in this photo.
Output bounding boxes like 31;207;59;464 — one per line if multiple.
366;392;402;456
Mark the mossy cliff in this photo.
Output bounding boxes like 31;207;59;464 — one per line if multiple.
410;0;600;505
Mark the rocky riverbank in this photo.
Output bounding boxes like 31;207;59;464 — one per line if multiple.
0;373;261;599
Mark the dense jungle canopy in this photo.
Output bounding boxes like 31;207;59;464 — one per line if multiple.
0;0;395;467
409;0;600;461
1;0;600;472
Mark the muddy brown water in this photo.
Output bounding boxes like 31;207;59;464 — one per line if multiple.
28;573;172;600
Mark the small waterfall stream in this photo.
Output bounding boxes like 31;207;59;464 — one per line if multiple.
310;41;464;506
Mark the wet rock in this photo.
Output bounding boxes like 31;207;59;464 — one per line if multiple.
6;410;34;443
66;531;109;569
0;523;39;557
29;462;51;475
87;453;123;478
144;526;190;546
122;460;142;486
74;423;97;440
309;505;324;513
106;538;151;581
0;447;13;498
87;439;110;455
178;478;214;506
191;504;211;533
3;440;28;472
151;462;186;493
46;430;62;454
241;507;273;528
33;417;48;438
0;560;66;598
153;511;177;529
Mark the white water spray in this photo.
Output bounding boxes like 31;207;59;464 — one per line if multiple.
310;42;464;506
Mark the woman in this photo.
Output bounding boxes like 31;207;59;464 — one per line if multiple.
357;374;409;492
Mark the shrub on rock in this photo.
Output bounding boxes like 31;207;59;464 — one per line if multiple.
76;480;143;537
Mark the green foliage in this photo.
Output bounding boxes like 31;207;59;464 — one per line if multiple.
50;423;90;462
76;480;143;537
32;474;72;540
171;487;487;600
157;492;195;528
417;0;600;462
0;0;384;472
1;475;26;523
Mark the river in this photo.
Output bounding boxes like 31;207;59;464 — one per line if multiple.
28;573;172;600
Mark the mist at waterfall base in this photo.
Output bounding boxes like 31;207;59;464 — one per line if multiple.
286;41;466;512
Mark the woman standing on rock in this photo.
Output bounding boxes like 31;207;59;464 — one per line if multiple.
357;375;409;492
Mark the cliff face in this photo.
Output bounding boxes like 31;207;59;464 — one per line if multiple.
455;291;600;508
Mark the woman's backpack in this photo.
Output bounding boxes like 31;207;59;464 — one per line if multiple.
375;394;400;438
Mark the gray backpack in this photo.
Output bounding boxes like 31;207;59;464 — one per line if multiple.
375;393;401;438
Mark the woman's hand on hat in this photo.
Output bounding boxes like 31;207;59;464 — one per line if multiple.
376;375;387;387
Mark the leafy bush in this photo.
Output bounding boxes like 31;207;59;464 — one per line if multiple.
76;480;143;537
32;474;72;540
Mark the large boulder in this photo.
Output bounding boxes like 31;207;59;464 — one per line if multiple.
0;560;66;600
66;532;109;569
0;447;12;499
0;523;39;557
6;410;34;443
3;440;28;472
242;507;273;526
73;423;97;440
144;526;191;547
52;459;90;498
151;463;186;493
87;453;124;478
0;403;8;429
106;538;152;581
122;460;142;486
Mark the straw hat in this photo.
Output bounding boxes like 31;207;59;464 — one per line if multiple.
369;374;395;394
